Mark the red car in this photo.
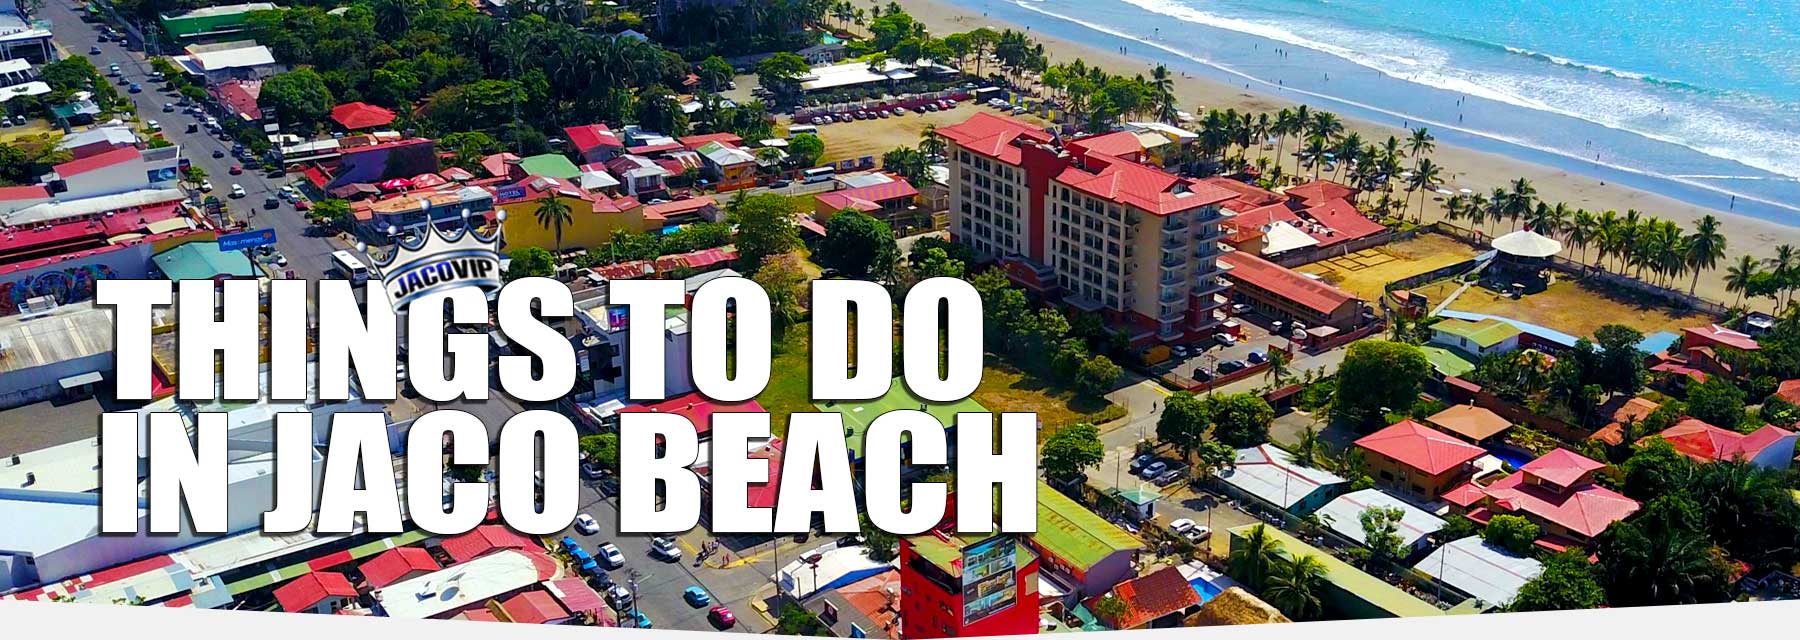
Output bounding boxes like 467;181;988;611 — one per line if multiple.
229;164;243;175
708;606;735;628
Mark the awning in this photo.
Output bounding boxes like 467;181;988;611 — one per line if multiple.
60;371;104;389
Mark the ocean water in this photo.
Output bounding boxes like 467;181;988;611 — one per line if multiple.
946;0;1800;225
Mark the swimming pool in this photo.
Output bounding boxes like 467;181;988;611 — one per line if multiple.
820;33;845;45
1486;447;1534;471
1189;578;1224;604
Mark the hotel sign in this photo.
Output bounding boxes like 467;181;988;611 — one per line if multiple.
961;535;1019;626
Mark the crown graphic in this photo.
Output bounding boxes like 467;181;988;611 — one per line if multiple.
358;208;507;313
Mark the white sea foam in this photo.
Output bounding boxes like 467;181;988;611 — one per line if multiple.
1007;0;1800;215
1101;0;1800;182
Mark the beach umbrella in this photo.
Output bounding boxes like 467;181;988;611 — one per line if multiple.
1459;188;1474;194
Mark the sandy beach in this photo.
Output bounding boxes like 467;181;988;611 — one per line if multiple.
893;0;1794;310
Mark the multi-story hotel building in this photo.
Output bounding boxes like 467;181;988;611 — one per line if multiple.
938;113;1235;345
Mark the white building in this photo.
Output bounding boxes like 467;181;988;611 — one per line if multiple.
1314;488;1446;552
173;41;280;85
573;282;694;401
1413;536;1543;609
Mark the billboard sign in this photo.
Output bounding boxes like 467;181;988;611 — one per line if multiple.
961;535;1019;626
217;228;277;251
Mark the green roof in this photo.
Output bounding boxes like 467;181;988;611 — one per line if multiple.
153;242;258;280
813;377;987;459
518;153;582;180
1432;318;1522;348
906;532;1036;578
1036;482;1145;570
1420;345;1476;377
1228;525;1442;618
159;3;282;39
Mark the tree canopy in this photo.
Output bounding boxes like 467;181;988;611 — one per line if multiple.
1332;340;1432;430
816;210;899;279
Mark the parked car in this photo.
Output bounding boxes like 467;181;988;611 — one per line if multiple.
607;584;634;610
597;542;626;568
574;513;600;534
1230;303;1251;315
623;611;652;629
1184;526;1213;543
1171;345;1189;357
1247;351;1269;364
650;536;682;561
199;180;212;192
1128;453;1154;474
581;461;606;479
273;252;288;267
1140;460;1169;478
1154;466;1185;486
683;586;711;607
1217;360;1247;374
1170;518;1198;534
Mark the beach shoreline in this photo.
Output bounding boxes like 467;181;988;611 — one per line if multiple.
894;0;1793;310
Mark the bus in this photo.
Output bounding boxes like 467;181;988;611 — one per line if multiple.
331;250;371;284
801;166;836;184
786;124;818;138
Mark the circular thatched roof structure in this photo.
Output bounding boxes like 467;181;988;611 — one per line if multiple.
1491;229;1563;258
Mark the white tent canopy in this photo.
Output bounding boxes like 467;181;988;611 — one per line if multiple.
1490;229;1563;258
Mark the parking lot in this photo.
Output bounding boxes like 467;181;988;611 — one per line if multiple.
1158;310;1295;383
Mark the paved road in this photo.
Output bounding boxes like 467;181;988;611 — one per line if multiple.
555;478;768;632
45;0;343;283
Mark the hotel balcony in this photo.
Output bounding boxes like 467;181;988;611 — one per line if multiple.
1162;235;1187;250
1157;323;1184;341
1187;313;1223;333
1192;228;1228;247
1160;256;1187;271
1162;216;1189;233
1159;288;1187;304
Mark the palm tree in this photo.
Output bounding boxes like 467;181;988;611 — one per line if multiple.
1485;188;1508;235
1592;209;1621;271
1228;524;1283;591
1263;554;1329;621
1505;178;1536;231
1406;127;1435;172
1272;108;1297;170
1567;209;1596;265
1333;132;1363;184
1407;158;1441;223
1767;244;1795;307
1149;64;1177;123
1289;105;1311;173
1302;136;1329;180
1683;215;1727;296
1619;209;1644;273
1723;254;1761;308
533;195;574;257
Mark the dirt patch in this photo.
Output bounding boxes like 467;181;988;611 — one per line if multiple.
808;102;1052;165
1297;234;1478;300
1441;277;1704;339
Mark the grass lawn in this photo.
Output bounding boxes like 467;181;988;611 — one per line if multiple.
1422;276;1705;340
758;326;816;438
972;360;1127;438
1297;234;1479;301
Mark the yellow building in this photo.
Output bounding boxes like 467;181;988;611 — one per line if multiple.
496;176;652;253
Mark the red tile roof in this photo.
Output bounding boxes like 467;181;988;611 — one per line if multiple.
331;102;397;130
934;112;1053;165
545;578;612;622
1777;379;1800;407
1474;471;1639;539
274;572;357;612
746;438;786;509
642;195;716;218
616;392;765;436
53;147;138;177
1355;419;1486;475
1646;418;1796;464
357;546;441;588
1055;154;1236;215
815;179;919;212
678;132;744;150
1519;448;1605;489
1285;180;1357;205
1299;198;1386;246
592;259;653;280
480;152;521;178
1684;324;1759;351
1089;565;1200;629
627;142;684;156
0;184;49;201
500;590;569;623
455;609;502;622
1218;250;1359;315
440;524;536;563
564;123;623;152
1067;130;1144;160
213;79;262;120
1205;176;1284;210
